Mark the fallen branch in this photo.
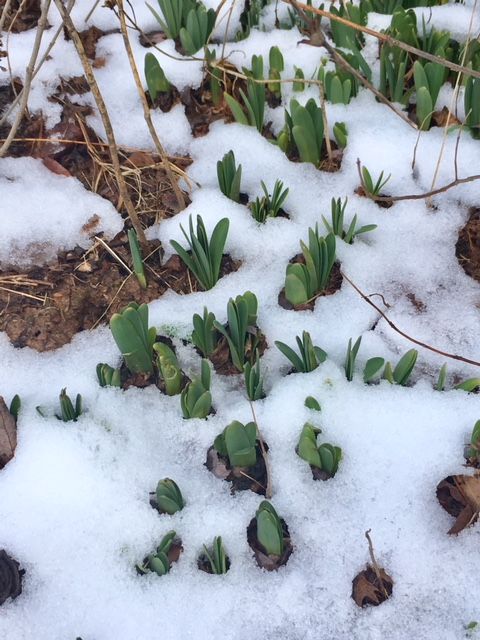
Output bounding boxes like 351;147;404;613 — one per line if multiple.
341;270;480;368
356;158;480;203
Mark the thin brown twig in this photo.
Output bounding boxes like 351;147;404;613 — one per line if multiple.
365;530;389;600
341;270;480;368
356;158;480;203
53;0;146;244
116;0;186;211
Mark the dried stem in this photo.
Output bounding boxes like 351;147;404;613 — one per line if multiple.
116;0;186;211
53;0;146;244
356;158;480;203
365;529;389;600
341;270;480;368
0;0;52;157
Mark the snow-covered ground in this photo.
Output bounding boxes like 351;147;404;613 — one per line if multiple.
1;1;479;639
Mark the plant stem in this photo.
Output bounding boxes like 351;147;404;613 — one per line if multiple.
116;0;186;212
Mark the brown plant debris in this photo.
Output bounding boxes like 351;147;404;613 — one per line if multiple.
351;565;394;608
0;550;24;606
0;397;16;470
436;474;480;535
0;0;41;32
456;207;480;285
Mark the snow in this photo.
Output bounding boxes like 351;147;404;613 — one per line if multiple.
0;157;123;267
1;1;480;639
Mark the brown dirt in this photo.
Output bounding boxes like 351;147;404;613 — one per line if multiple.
456;207;480;284
278;259;343;311
0;237;239;352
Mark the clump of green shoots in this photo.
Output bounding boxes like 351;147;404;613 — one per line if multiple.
170;214;229;291
213;291;260;372
155;478;185;515
110;302;157;375
200;536;229;574
153;342;183;396
250;180;289;223
214;420;258;468
465;420;480;467
297;423;342;479
322;198;376;244
136;530;179;576
244;351;265;401
144;53;171;103
191;307;219;357
344;336;362;381
225;55;265;132
275;331;327;373
435;363;480;393
255;501;285;557
285;227;336;307
96;363;122;388
217;150;242;203
360;166;391;197
127;229;147;289
181;359;212;418
56;388;83;422
364;349;418;385
268;46;284;98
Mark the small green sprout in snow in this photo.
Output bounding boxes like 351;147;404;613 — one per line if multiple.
275;331;327;374
214;420;258;468
170;214;229;291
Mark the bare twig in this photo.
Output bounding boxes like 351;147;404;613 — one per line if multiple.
365;530;389;600
356;158;480;203
53;0;146;244
341;270;480;368
116;0;186;211
0;0;52;157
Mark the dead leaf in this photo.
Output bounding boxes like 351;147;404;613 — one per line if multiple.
128;151;156;169
433;107;462;128
42;157;71;177
436;475;480;534
0;397;17;470
81;214;100;234
351;565;393;607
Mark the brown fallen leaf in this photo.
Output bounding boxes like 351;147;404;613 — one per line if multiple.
352;565;393;608
42;157;72;177
436;474;480;534
433;107;462;128
0;397;17;470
